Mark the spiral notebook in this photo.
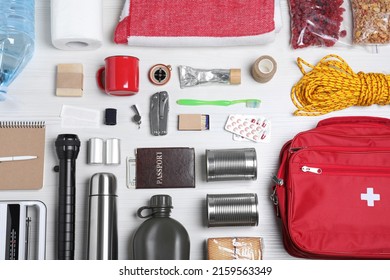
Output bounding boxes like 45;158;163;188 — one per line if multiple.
0;121;46;190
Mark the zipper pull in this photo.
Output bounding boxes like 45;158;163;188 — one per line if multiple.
289;146;305;153
269;187;280;217
272;175;284;186
301;166;322;174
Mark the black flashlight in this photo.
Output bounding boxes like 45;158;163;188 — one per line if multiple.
55;134;80;260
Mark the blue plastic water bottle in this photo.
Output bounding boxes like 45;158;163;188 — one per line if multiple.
0;0;35;98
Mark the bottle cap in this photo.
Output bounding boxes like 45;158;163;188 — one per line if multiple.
89;172;117;196
150;194;172;208
137;194;173;218
229;69;241;85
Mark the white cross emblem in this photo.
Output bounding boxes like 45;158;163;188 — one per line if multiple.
361;188;380;207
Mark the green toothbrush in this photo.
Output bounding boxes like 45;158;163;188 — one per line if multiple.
176;99;261;108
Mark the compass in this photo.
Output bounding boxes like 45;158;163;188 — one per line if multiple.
148;64;172;86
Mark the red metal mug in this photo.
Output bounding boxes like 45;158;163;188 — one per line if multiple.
96;56;139;96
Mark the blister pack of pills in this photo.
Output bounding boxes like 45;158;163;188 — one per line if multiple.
225;115;271;143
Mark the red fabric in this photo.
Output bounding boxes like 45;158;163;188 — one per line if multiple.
275;117;390;259
115;0;275;43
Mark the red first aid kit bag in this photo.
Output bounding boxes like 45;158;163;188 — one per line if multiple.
272;116;390;259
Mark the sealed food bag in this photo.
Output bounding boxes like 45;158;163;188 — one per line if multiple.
352;0;390;45
289;0;350;49
207;237;263;260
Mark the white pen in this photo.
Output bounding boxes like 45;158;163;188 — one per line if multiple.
0;156;37;162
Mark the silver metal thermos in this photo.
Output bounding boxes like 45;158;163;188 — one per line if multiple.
87;172;118;260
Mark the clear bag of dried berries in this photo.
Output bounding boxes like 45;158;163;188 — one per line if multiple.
289;0;352;49
351;0;390;45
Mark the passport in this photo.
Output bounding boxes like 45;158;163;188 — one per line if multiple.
135;147;195;189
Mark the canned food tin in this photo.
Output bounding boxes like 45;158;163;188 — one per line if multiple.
206;193;259;227
206;148;257;181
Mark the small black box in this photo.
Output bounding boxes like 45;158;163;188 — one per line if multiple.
105;108;117;125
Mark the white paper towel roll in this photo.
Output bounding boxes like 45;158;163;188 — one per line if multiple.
51;0;103;50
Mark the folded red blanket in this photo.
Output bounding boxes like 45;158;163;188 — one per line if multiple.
115;0;276;46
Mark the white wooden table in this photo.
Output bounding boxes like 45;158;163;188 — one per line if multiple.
0;0;389;260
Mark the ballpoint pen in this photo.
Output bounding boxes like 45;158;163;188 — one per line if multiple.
0;156;37;162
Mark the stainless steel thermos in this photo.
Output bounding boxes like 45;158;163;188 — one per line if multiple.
87;172;118;260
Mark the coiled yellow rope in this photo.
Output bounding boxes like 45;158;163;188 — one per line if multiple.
291;54;390;116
